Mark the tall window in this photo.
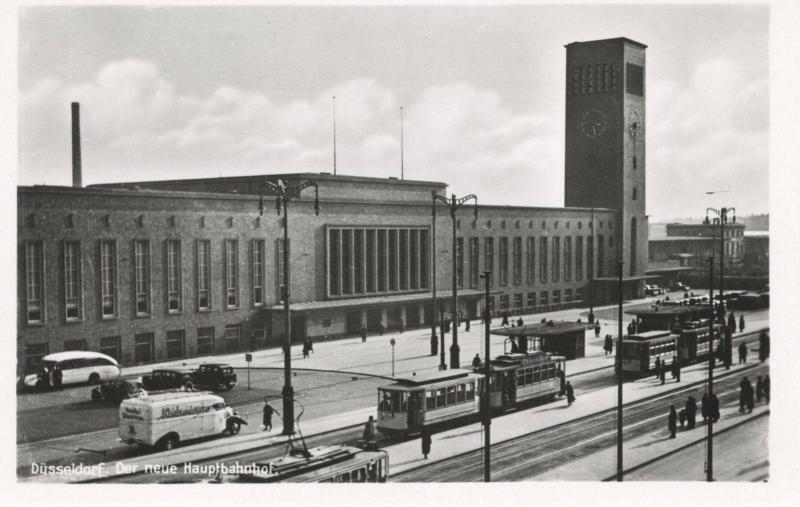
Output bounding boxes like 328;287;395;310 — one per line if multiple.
484;238;494;287
197;240;211;310
100;240;117;318
225;239;239;308
597;234;605;278
513;237;522;286
225;324;241;352
64;241;81;320
630;217;638;276
626;63;644;96
576;236;584;280
419;229;430;290
455;237;464;288
134;240;150;316
134;333;154;363
252;239;265;306
166;330;186;359
277;238;289;302
197;327;215;355
499;237;508;286
564;237;572;282
539;237;548;283
526;237;535;284
166;240;182;312
469;237;480;288
552;237;560;282
587;235;594;280
25;241;44;323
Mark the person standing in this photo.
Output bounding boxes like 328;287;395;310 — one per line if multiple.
52;364;63;390
738;341;747;364
739;315;745;333
472;353;482;370
668;405;677;438
701;393;709;425
565;381;576;407
302;340;309;359
686;396;697;430
710;393;720;422
659;359;666;385
672;355;681;383
764;374;770;404
739;376;748;413
361;326;368;343
501;310;509;327
421;428;432;459
262;401;279;432
745;377;755;413
654;356;661;380
517;317;523;328
363;415;377;448
756;375;764;403
594;323;601;338
465;315;471;332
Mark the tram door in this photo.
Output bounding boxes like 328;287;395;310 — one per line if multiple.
407;391;423;431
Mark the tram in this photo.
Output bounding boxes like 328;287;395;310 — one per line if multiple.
620;330;680;377
234;445;389;483
678;320;724;363
376;350;566;436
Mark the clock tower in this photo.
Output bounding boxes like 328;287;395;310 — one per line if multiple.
564;37;648;297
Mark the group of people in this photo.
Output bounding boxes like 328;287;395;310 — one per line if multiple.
740;375;771;413
500;310;524;329
654;355;681;385
603;334;614;355
36;364;63;390
626;318;640;336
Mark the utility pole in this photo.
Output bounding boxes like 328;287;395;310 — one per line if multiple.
706;256;715;482
430;191;438;357
480;270;492;482
706;206;735;369
258;179;320;436
616;260;624;481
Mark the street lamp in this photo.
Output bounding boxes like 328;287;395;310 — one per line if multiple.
480;270;492;482
258;178;320;436
589;197;595;323
615;260;624;481
704;206;736;370
433;193;478;369
430;191;439;357
438;297;446;370
705;256;715;482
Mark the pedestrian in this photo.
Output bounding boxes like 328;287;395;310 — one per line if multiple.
52;364;63;390
421;428;432;459
745;378;755;413
654;356;661;380
501;310;509;327
701;393;709;425
659;359;666;385
739;315;745;333
361;326;367;343
465;316;471;332
728;312;737;336
759;331;770;361
678;408;686;428
472;353;481;369
710;393;720;422
668;405;677;438
378;321;385;336
302;340;309;358
565;381;575;407
607;335;614;355
739;376;748;413
541;317;547;324
517;317;523;327
738;341;747;364
764;374;770;404
594;323;601;338
363;415;377;448
510;338;519;353
262;401;279;432
672;355;681;383
588;311;595;324
756;376;764;403
627;322;633;336
686;396;697;430
308;337;314;354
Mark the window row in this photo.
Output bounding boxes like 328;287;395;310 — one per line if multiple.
571;63;618;95
327;227;430;297
24;239;272;324
488;287;584;314
516;364;558;387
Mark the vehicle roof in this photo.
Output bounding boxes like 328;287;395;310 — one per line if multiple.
152;367;194;374
122;391;223;406
381;370;483;390
42;351;119;363
198;363;232;368
628;330;678;341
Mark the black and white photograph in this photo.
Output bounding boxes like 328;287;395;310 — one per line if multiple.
4;0;799;502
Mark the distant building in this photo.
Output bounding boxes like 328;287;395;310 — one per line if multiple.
742;230;769;275
648;221;746;269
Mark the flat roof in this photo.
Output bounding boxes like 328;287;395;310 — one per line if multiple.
490;321;595;337
565;37;647;49
627;307;709;316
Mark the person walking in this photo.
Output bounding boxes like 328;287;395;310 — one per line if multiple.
672;355;681;383
710;393;720;423
594;323;601;338
759;331;770;361
501;310;510;327
361;326;368;343
756;375;764;403
739;315;745;333
421;428;432;459
517;317;523;328
764;374;770;404
686;396;697;430
362;415;377;449
52;364;63;390
668;405;677;438
727;312;737;336
465;315;471;332
262;401;279;432
701;393;709;425
738;341;747;364
565;381;575;407
302;340;310;359
739;376;748;413
654;356;662;381
472;353;482;370
745;377;755;413
659;359;666;385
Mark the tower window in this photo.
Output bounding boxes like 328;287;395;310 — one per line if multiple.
632;187;638;200
626;63;644;96
633;156;637;169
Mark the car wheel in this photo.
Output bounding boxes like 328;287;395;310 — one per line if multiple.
89;373;100;385
185;382;194;391
91;389;102;402
227;421;241;435
226;383;234;391
159;434;179;451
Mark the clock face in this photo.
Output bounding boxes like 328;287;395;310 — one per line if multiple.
580;109;608;138
628;110;641;137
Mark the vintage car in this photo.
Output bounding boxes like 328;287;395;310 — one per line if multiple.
142;368;196;391
192;363;238;391
91;376;146;403
18;351;122;391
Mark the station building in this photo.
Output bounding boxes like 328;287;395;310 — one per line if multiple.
17;37;649;370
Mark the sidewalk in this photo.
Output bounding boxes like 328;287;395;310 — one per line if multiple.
383;357;767;476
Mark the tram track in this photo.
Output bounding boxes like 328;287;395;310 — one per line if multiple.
392;362;769;482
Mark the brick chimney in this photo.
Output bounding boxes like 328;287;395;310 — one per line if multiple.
71;102;82;187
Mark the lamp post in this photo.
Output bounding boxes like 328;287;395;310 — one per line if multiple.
430;191;438;356
258;179;320;436
705;256;715;482
438;297;446;370
616;260;624;481
480;270;492;482
589;198;595;323
704;206;735;370
433;193;478;369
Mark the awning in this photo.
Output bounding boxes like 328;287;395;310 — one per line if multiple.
490;321;595;337
267;289;487;313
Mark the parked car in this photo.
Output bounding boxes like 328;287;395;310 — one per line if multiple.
675;282;691;292
92;376;146;403
645;284;665;296
142;368;196;392
192;363;237;391
18;351;122;391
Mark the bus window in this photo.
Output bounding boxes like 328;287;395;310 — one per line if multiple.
446;385;456;405
426;390;436;410
436;388;446;407
466;382;475;400
456;384;466;403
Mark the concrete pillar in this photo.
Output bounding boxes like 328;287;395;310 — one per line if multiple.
361;310;368;328
381;308;388;327
400;307;407;327
419;304;426;325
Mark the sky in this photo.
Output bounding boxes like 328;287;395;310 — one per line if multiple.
16;4;769;221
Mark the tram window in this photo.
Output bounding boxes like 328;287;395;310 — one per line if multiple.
391;392;407;413
367;463;378;482
436;388;446;407
517;369;525;386
379;391;391;412
549;365;556;379
457;383;466;403
466;382;475;400
426;390;436;409
353;469;366;482
446;385;456;405
525;368;533;384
